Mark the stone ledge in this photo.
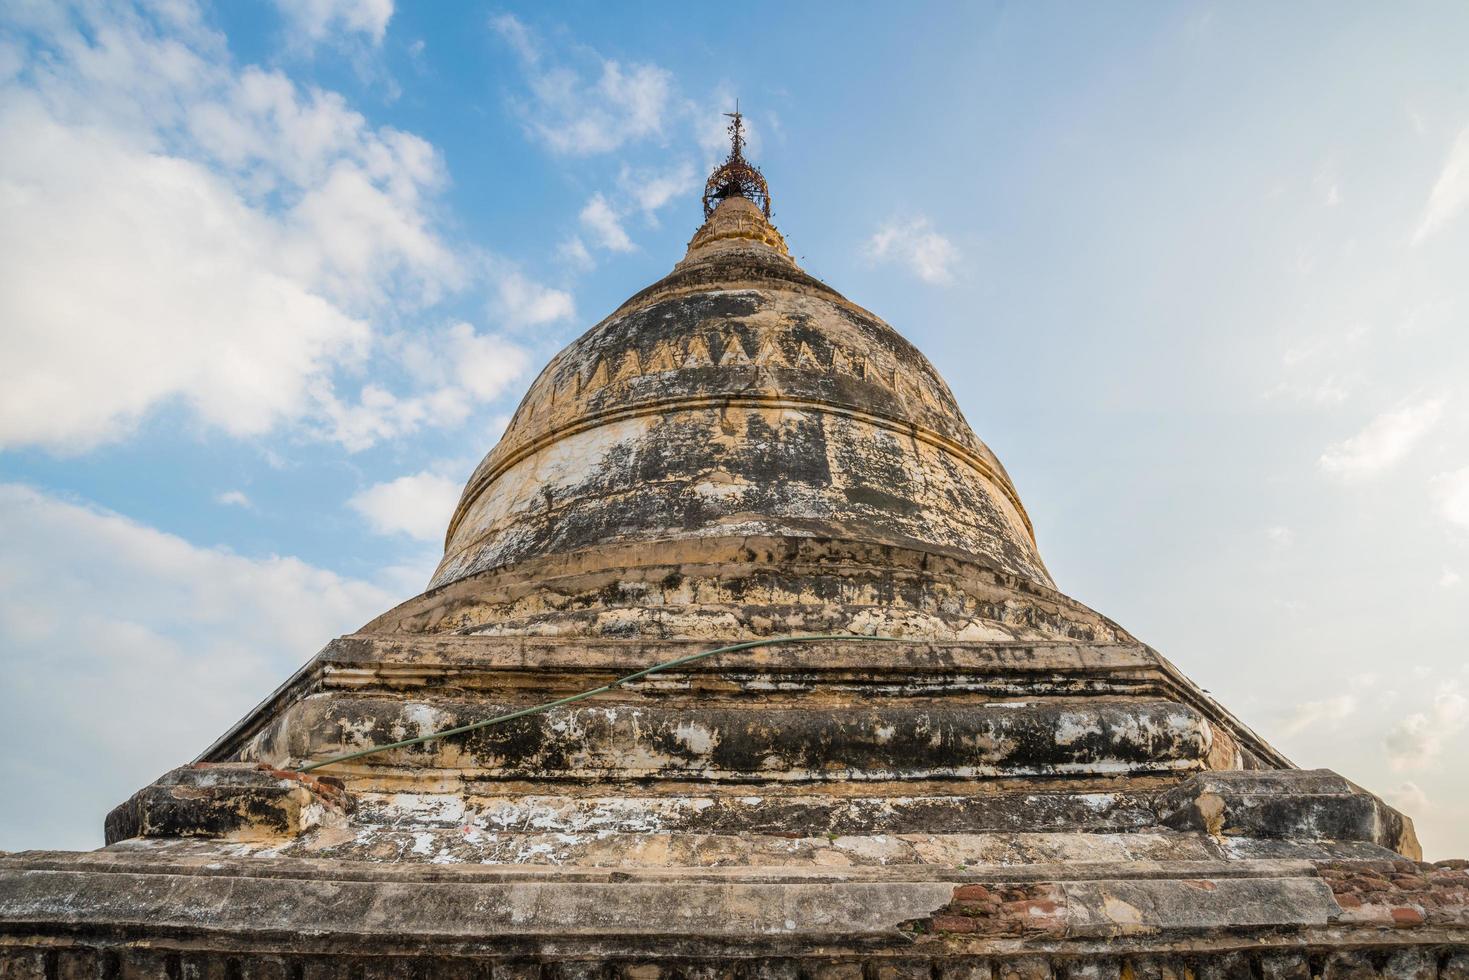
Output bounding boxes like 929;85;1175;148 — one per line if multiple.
5;852;1468;966
321;634;1159;672
0;851;1325;886
104;763;351;845
342;786;1165;836
0;854;1344;942
1156;770;1420;859
260;695;1216;782
2;931;1467;980
200;628;1292;774
924;873;1338;938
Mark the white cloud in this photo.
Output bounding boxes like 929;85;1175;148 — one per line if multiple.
1386;684;1469;769
0;483;394;849
1413;128;1469;245
350;471;462;542
0;88;370;449
484;22;744;255
1266;525;1295;546
491;14;671;156
494;270;575;326
1442;567;1463;588
1268;370;1353;408
1433;466;1469;530
1269;325;1370;407
620;161;699;218
558;235;595;271
580;193;635;252
0;3;538;455
442;324;530;400
272;0;394;48
1281;694;1357;736
318;321;530;451
567;167;694;259
1385;782;1430;815
314;384;453;453
1317;397;1445;479
488;13;538;65
215;490;252;508
865;217;961;284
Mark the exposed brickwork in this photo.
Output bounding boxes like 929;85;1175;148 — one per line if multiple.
1321;860;1469;929
916;883;1069;938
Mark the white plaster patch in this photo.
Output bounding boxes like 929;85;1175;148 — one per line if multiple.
1054;711;1103;745
674;720;720;755
384;793;467;826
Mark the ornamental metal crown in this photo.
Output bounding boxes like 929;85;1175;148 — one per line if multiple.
702;105;771;219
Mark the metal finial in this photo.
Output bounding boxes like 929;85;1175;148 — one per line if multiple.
702;102;771;220
724;100;745;159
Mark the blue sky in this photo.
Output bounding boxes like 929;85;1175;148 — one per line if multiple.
2;1;1467;857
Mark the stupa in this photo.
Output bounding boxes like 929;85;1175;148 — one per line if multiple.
2;114;1465;979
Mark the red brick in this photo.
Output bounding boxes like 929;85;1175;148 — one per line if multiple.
1391;907;1425;927
930;915;978;934
953;885;994;903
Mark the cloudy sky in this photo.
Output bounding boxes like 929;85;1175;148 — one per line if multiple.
1;1;1467;857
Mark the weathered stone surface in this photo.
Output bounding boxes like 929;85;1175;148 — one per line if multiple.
1442;953;1469;980
338;788;1167;838
0;855;959;941
1383;949;1437;980
209;634;1284;776
254;694;1216;782
369;535;1110;643
1258;953;1310;980
7;937;1469;979
1320;951;1380;980
997;957;1053;980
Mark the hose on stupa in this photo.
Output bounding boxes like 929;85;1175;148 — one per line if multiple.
296;633;904;773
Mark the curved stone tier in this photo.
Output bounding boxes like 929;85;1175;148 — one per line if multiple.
373;538;1109;641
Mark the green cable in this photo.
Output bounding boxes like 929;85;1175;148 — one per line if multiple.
296;633;902;774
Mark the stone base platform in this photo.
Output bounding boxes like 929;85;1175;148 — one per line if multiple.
2;847;1466;978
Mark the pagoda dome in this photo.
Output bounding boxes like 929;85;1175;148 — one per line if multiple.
365;138;1125;644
